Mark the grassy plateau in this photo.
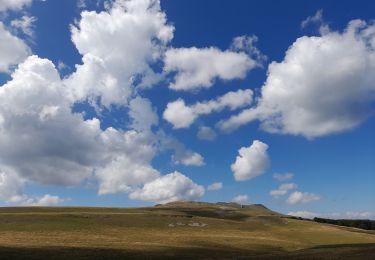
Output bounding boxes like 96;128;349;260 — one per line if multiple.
0;201;374;259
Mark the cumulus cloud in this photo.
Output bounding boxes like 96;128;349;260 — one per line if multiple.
65;0;174;107
164;37;263;91
219;20;375;138
0;56;105;185
287;191;321;205
207;182;223;191
269;183;297;198
10;15;37;37
231;140;270;181
0;0;32;12
0;0;212;206
273;173;294;182
288;211;374;220
0;53;204;203
129;171;205;204
231;194;248;204
164;89;253;129
176;152;205;166
197;126;217;141
0;22;30;73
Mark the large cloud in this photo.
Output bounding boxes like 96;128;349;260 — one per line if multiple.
65;0;174;107
129;171;205;203
0;54;202;203
164;35;264;91
0;22;30;73
163;89;253;129
0;0;246;205
231;140;270;181
0;56;105;185
219;20;375;138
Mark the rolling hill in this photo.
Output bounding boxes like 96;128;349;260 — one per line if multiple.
0;202;374;259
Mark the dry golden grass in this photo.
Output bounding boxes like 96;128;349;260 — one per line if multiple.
0;202;374;259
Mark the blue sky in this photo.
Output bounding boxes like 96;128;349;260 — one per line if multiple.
0;0;374;219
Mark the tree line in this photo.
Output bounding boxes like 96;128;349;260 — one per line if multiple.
314;217;375;230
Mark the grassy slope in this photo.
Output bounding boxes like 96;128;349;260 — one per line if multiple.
0;202;374;259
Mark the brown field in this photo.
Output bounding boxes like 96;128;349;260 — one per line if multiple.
0;202;374;259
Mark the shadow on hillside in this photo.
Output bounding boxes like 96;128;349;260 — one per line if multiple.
0;243;374;259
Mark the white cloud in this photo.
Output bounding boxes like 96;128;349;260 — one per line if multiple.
0;22;30;73
273;173;294;182
10;15;37;37
164;42;262;91
231;194;248;204
129;171;205;204
0;0;32;12
219;20;375;138
23;194;65;206
231;140;270;181
163;99;196;129
171;151;205;167
65;0;174;107
0;54;202;201
164;89;253;129
288;211;374;220
0;54;174;197
287;191;321;205
0;56;105;186
0;0;212;205
207;182;223;191
176;152;205;167
269;183;297;198
197;126;216;141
